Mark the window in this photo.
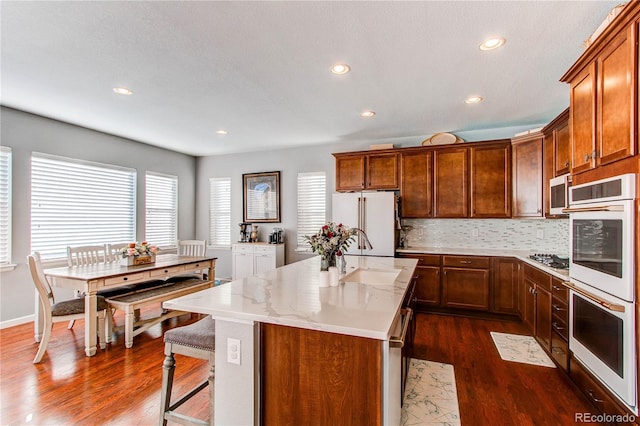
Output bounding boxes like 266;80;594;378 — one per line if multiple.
145;172;178;247
297;172;326;249
31;153;136;260
209;177;231;246
0;147;11;265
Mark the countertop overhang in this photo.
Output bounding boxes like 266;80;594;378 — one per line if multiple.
164;255;418;341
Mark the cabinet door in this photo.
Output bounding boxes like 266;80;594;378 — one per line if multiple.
470;143;511;218
441;267;489;310
554;122;571;176
400;151;433;217
491;258;519;314
434;148;469;218
254;253;275;275
414;265;440;307
512;138;543;217
233;252;254;280
535;286;552;353
335;155;365;191
598;27;636;166
367;153;399;190
523;279;536;332
570;63;597;174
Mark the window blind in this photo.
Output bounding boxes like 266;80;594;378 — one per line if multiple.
297;172;326;249
31;153;136;260
0;147;11;264
209;177;231;246
145;172;178;248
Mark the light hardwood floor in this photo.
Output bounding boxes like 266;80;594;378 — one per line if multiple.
0;309;604;425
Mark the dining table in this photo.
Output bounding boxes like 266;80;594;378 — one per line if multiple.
42;254;216;357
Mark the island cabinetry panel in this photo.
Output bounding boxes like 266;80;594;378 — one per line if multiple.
441;255;490;311
397;254;441;308
434;147;469;217
400;150;433;217
512;134;543;218
261;323;382;426
470;142;511;218
334;151;399;191
490;257;520;315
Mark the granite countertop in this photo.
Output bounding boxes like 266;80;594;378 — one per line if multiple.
396;246;569;280
164;255;418;341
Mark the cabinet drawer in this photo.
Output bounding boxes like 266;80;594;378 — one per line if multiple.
551;278;568;303
104;272;147;287
183;262;209;273
570;355;628;417
551;314;568;341
550;331;569;372
399;254;440;267
233;244;254;253
150;265;184;277
523;263;551;292
442;255;490;269
254;245;275;254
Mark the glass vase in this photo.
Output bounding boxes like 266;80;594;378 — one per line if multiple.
320;253;337;271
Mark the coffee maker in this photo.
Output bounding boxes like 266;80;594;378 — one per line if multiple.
239;222;251;242
269;228;284;244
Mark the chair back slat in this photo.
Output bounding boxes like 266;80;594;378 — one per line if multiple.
67;245;108;267
177;240;206;257
27;252;55;312
106;243;130;262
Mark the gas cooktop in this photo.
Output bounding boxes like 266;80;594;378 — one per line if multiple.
528;253;569;270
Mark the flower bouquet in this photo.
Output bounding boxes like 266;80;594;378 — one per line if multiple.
119;241;159;266
304;222;355;270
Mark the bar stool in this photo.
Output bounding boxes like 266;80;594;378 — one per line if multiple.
160;316;215;426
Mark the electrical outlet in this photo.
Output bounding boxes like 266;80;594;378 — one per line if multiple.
472;229;479;237
536;229;544;239
418;228;424;236
227;338;241;365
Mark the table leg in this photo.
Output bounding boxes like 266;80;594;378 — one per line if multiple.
34;290;43;343
84;291;98;356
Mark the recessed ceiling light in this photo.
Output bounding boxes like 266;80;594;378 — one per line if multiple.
331;64;351;75
479;37;506;51
465;96;483;104
360;110;376;118
216;130;228;135
113;87;133;95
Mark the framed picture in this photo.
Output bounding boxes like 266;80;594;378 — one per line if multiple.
243;171;281;223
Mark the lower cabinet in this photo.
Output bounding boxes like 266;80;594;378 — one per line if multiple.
441;255;490;311
491;257;520;314
397;254;441;308
550;277;569;372
522;263;552;352
232;243;285;280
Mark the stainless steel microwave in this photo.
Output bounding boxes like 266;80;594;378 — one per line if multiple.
549;174;570;215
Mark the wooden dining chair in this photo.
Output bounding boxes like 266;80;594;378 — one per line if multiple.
106;242;130;262
66;244;108;267
177;240;206;257
28;252;107;363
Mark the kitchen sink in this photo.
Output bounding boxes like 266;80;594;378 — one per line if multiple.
341;267;401;285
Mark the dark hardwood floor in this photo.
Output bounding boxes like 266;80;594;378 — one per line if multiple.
0;309;605;425
413;312;605;426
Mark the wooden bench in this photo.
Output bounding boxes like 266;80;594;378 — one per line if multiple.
105;277;213;348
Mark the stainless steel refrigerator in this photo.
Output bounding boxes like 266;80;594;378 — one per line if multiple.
331;191;397;257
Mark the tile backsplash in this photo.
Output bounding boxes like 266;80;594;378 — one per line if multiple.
402;218;569;255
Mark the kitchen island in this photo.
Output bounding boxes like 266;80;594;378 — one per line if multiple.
164;255;418;425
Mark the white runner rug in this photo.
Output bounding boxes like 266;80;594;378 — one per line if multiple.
490;332;555;368
401;359;461;426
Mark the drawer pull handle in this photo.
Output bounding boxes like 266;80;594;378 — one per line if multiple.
459;260;471;264
123;277;128;281
552;285;562;291
164;269;169;273
587;390;604;404
552;304;565;312
551;347;565;355
552;322;564;331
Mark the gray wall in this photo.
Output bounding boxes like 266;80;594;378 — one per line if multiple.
0;107;197;322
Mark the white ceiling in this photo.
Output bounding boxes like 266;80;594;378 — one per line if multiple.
1;1;621;157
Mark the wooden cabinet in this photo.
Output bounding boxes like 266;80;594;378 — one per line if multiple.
512;134;543;217
470;142;511;218
441;255;490;311
522;263;552;352
542;108;570;217
400;151;433;217
522;278;535;332
232;243;285;280
561;3;639;175
550;277;569;372
491;258;519;314
434;148;469;217
397;254;441;308
334;151;399;191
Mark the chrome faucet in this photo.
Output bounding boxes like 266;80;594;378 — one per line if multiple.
352;228;373;250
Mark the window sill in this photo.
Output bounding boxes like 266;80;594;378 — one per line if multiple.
0;263;17;272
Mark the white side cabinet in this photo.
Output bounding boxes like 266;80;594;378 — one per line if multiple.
232;243;285;280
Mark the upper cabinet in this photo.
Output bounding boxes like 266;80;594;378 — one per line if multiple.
400;150;433;217
470;142;511;218
542;108;570;217
433;147;469;218
334;151;399;191
512;133;543;218
561;3;639;175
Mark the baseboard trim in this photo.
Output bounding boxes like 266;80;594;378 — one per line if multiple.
0;314;34;329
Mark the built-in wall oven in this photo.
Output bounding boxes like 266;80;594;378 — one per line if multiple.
564;173;637;413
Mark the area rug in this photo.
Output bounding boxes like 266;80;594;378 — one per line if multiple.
490;332;555;368
401;359;461;426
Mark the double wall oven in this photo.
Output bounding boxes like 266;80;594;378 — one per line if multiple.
564;173;637;413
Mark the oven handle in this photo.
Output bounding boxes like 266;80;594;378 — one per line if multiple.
390;308;413;348
563;281;625;313
562;205;624;213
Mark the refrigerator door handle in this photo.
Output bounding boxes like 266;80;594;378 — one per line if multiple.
362;197;367;250
357;197;363;249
